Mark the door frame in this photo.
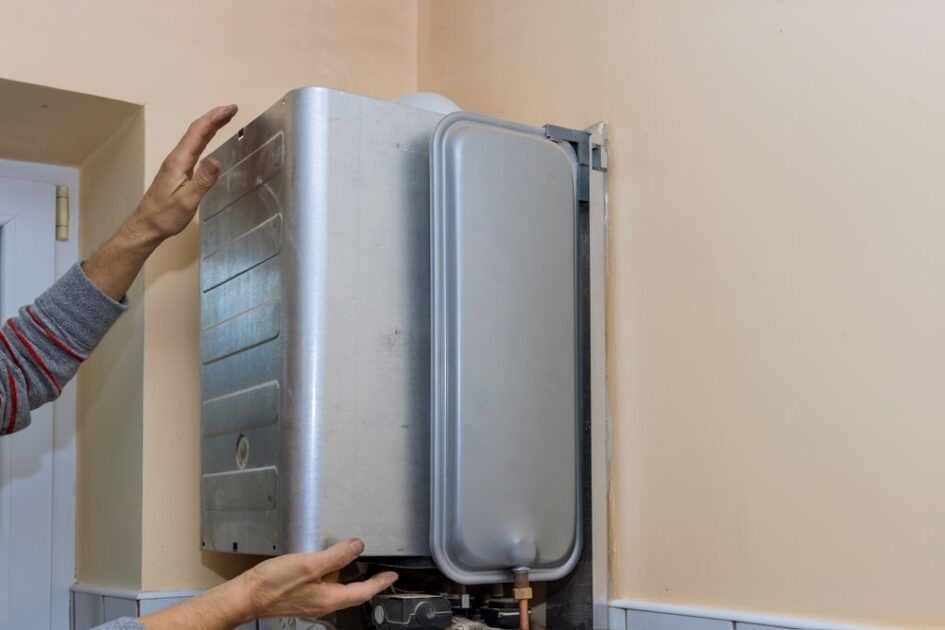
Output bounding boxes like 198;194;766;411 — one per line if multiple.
0;157;79;630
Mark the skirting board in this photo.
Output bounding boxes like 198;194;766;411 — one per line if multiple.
609;601;901;630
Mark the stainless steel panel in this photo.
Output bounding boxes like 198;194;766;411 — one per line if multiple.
203;467;278;511
201;214;283;291
203;422;280;475
200;87;442;556
430;113;582;583
202;132;285;220
203;381;280;437
201;300;281;364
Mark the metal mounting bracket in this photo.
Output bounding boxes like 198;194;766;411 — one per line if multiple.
545;124;608;203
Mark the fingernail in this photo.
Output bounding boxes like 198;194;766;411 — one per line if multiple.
380;571;398;584
204;158;220;175
349;538;365;554
213;104;237;121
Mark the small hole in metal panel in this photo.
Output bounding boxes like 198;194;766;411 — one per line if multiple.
237;128;245;141
232;541;238;552
236;434;249;469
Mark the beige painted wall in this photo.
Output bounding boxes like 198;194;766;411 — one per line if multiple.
419;1;945;627
77;113;146;588
1;0;418;590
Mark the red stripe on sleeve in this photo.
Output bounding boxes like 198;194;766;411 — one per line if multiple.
8;320;60;395
25;307;86;361
0;330;30;398
5;370;17;434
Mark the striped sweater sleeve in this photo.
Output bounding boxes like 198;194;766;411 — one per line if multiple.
0;263;127;435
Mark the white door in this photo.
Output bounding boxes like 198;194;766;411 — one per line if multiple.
0;161;78;630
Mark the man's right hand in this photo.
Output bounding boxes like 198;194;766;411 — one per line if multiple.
127;104;238;247
240;538;398;620
83;104;238;302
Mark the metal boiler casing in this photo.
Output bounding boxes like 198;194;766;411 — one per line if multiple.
199;88;442;555
199;88;588;589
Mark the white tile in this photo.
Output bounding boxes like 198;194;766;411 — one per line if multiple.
138;596;190;616
103;595;139;621
72;592;104;630
736;624;800;630
627;609;734;630
609;606;628;630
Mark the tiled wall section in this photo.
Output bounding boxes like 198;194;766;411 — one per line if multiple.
73;588;878;630
608;607;884;630
615;610;735;630
71;586;265;630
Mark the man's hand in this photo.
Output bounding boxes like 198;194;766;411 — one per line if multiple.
240;538;398;620
139;539;398;629
82;105;238;301
126;105;238;246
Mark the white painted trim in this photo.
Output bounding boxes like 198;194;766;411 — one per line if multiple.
0;157;79;630
52;169;79;630
611;600;897;630
70;584;203;601
0;158;79;188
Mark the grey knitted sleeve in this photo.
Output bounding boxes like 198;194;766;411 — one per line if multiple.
0;263;127;435
91;618;144;630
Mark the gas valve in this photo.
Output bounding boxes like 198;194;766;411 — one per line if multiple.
370;594;452;629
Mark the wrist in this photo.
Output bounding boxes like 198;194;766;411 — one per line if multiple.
117;210;166;255
216;570;264;625
140;577;257;630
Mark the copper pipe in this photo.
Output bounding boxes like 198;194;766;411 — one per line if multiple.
512;568;531;630
518;597;530;630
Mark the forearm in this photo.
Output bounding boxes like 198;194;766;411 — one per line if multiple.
139;577;255;630
82;215;163;302
0;264;127;434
